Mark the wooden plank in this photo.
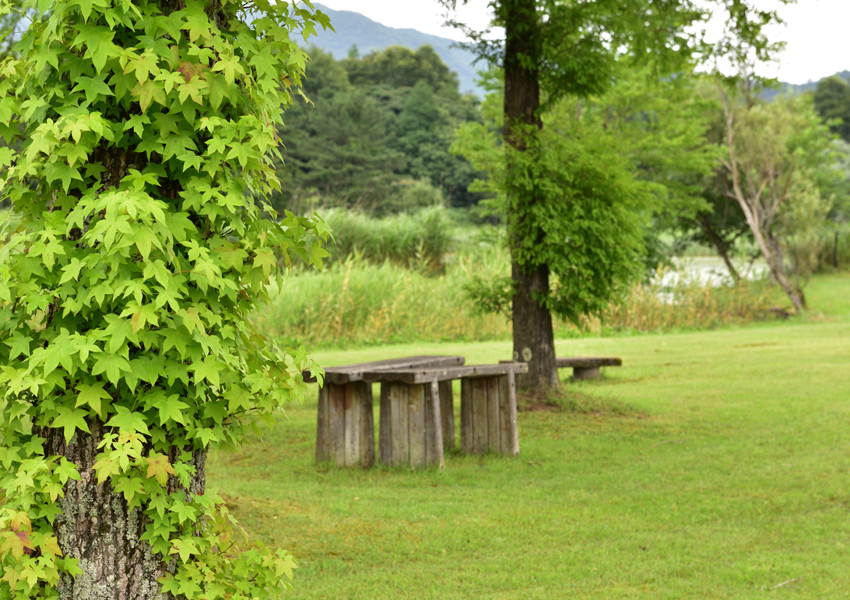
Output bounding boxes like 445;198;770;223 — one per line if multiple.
343;383;359;466
439;380;454;451
328;383;346;465
429;380;445;469
390;383;409;466
362;362;529;385
508;370;519;456
460;378;473;453
555;357;622;369
486;376;501;454
359;383;375;468
379;383;391;464
471;378;488;454
498;375;512;455
315;385;330;462
408;384;426;468
305;355;466;384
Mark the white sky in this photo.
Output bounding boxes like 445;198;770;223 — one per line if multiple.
316;0;850;85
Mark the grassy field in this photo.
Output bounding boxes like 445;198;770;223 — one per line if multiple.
208;273;850;599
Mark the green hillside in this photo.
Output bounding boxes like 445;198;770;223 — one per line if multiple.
310;3;483;96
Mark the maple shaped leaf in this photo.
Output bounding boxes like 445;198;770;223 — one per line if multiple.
145;453;176;485
52;405;91;444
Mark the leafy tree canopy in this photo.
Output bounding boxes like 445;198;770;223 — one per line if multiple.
274;43;483;214
0;0;329;596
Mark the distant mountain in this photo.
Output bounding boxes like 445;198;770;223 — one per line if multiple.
309;4;484;96
764;71;850;101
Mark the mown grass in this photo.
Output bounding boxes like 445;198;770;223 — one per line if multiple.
210;273;850;599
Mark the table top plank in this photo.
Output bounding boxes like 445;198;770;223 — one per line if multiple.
361;362;529;384
304;355;465;384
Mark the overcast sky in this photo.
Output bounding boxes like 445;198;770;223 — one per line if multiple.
316;0;849;85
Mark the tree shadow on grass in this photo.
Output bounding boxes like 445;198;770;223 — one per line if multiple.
517;386;646;418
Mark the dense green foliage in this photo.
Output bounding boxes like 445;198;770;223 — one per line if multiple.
455;69;717;324
0;0;328;596
813;75;850;143
273;45;483;215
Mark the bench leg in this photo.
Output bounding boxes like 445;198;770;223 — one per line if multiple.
379;382;445;469
316;382;374;467
439;380;455;451
573;366;601;379
460;375;519;456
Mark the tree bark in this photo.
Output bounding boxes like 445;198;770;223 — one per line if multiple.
722;100;807;313
501;0;559;391
42;420;205;600
697;213;741;282
511;261;559;390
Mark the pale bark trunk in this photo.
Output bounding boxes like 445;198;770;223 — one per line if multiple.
722;99;806;313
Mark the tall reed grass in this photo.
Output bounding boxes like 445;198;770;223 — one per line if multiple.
319;206;453;271
259;243;781;348
258;248;511;348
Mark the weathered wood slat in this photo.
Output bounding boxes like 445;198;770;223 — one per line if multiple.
390;383;409;466
379;383;391;464
408;384;426;468
471;378;488;454
555;357;622;368
460;378;473;453
508;370;519;455
343;383;359;466
428;381;445;468
486;376;501;454
362;362;529;385
316;385;330;462
498;375;511;455
329;384;345;464
360;384;375;467
304;355;465;384
439;380;454;451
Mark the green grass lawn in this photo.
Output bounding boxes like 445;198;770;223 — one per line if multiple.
208;274;850;599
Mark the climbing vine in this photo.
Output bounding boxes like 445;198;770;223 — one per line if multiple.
0;0;329;596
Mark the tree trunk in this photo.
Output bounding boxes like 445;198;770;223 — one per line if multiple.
42;420;206;599
697;213;741;282
512;261;559;390
501;0;559;391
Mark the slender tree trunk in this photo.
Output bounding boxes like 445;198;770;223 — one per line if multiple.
697;214;741;282
722;102;806;313
42;420;206;600
501;0;558;391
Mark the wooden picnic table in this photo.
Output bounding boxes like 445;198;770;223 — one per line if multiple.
362;362;528;469
310;356;464;467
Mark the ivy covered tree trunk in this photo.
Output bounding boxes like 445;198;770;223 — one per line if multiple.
501;0;559;391
42;422;206;599
0;0;330;597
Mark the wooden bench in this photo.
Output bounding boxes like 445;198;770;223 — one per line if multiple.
307;356;464;467
556;357;622;380
362;363;528;468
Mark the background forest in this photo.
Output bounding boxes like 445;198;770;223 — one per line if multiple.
259;40;850;348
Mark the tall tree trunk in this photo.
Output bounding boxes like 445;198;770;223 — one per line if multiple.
43;420;206;600
512;261;559;390
501;0;558;391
